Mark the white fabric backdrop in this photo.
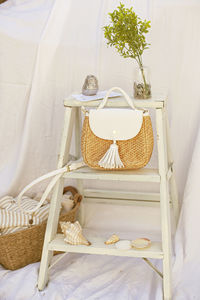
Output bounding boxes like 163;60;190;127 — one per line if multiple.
0;0;200;299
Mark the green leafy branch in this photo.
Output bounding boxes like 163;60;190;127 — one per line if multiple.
103;2;151;89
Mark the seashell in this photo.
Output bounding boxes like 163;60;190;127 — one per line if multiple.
115;240;131;250
82;75;99;96
60;221;91;246
131;238;151;249
105;234;120;245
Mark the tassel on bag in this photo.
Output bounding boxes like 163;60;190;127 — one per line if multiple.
98;141;124;169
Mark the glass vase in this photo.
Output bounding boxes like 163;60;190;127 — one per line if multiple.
133;66;151;99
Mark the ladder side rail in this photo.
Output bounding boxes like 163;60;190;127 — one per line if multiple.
156;107;172;300
164;109;179;225
38;106;75;290
75;107;85;225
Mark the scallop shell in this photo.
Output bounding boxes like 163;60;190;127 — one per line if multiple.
105;234;119;245
131;238;151;249
60;221;91;246
115;240;131;250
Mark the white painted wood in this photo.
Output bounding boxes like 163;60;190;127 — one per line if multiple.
84;197;165;207
74;107;85;226
143;258;163;278
84;189;163;207
63;166;160;182
166;163;173;181
75;107;82;159
38;92;176;300
64;92;166;109
57;108;76;168
83;189;172;207
48;253;68;270
48;234;163;259
84;189;160;201
165;111;179;225
38;107;75;290
170;173;179;225
156;108;172;300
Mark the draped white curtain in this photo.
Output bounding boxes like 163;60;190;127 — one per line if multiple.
0;0;200;298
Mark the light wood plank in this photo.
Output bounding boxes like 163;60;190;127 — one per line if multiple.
165;111;179;225
84;189;162;207
64;93;166;109
74;107;85;226
84;189;160;201
63;166;160;182
49;234;163;259
84;197;163;207
38;107;75;290
156;108;172;299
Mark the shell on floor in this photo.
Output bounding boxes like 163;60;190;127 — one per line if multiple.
60;221;91;246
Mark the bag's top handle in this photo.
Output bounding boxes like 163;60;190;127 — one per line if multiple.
17;159;85;214
98;87;135;110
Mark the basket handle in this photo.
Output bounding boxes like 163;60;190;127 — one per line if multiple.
63;186;82;205
98;87;135;110
63;186;78;197
73;193;82;205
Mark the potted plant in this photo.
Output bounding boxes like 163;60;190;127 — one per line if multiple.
103;2;151;99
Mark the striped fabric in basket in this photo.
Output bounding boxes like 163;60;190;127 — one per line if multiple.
0;196;50;235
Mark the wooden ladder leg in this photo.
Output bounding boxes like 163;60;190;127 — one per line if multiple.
156;108;172;300
38;106;75;290
74;107;85;226
165;112;179;225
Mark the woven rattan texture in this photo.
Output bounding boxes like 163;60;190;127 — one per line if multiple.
81;116;154;170
0;187;82;270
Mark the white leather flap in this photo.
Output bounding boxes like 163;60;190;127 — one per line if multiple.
89;108;143;140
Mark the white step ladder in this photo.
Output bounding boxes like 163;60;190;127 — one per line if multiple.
37;93;179;300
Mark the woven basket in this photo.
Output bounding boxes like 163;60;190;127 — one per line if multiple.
0;186;82;270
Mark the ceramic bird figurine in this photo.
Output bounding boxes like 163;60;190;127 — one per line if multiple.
82;75;99;96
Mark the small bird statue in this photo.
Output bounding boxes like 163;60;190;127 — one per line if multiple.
82;75;99;96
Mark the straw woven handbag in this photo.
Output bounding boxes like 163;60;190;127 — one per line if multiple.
81;87;154;170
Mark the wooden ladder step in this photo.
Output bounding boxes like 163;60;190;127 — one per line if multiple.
63;166;160;182
49;234;164;259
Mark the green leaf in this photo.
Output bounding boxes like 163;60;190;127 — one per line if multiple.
103;2;151;65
